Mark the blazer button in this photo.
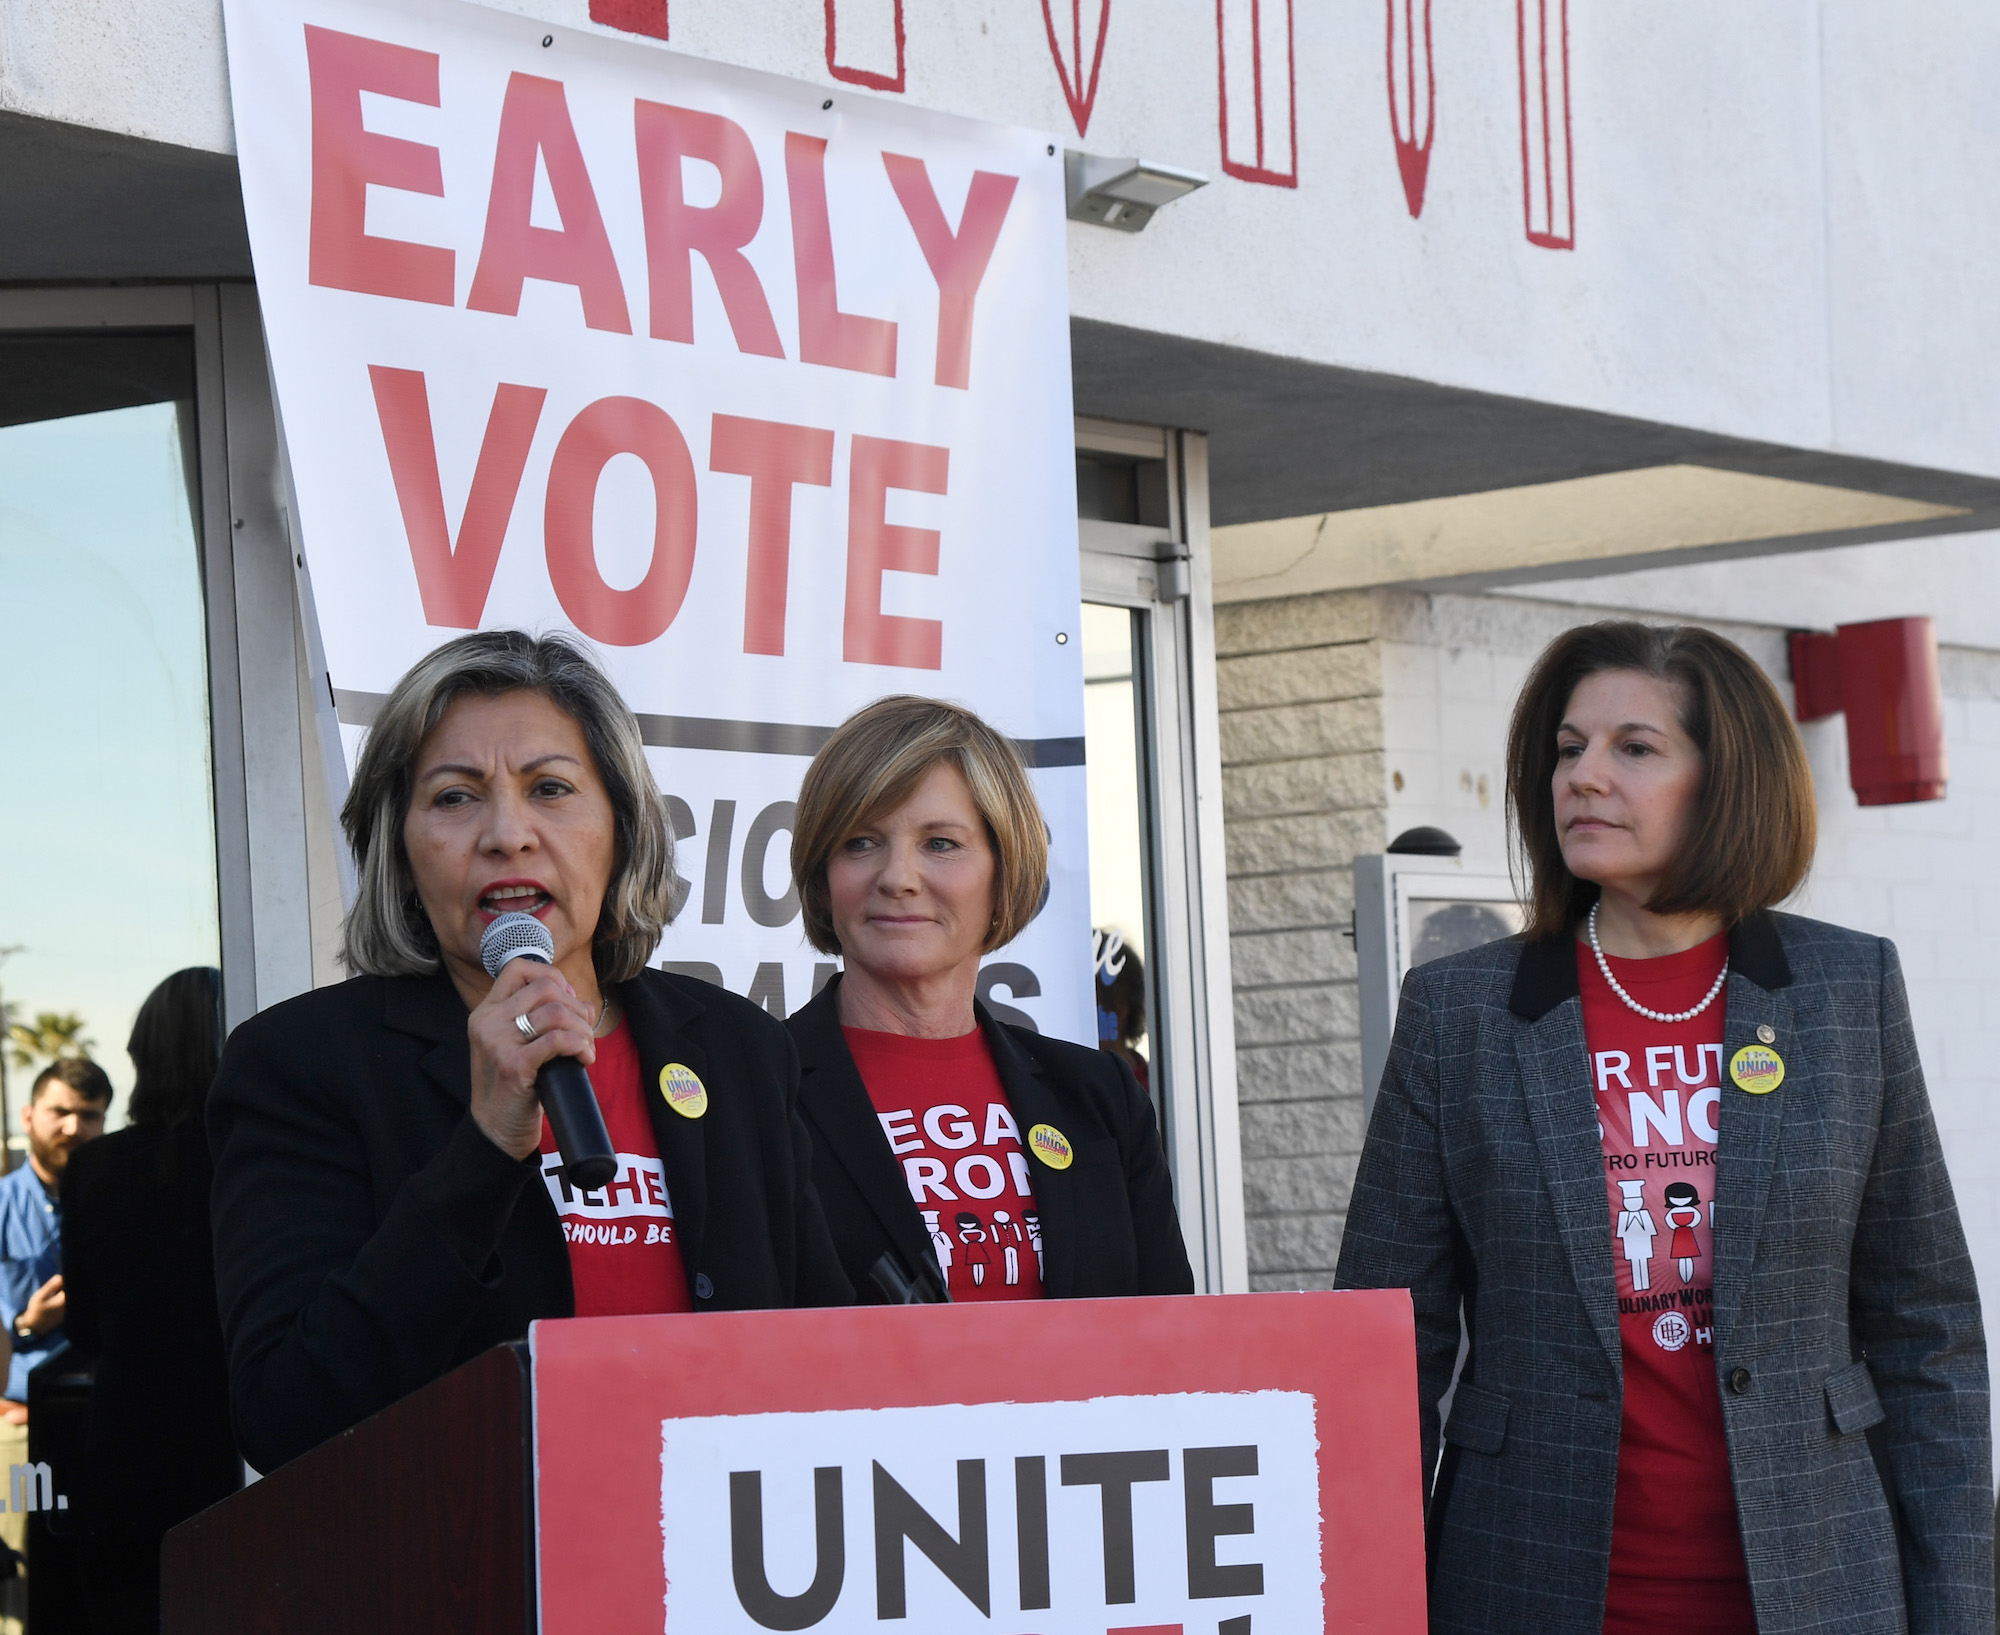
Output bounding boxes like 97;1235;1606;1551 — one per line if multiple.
1728;1367;1752;1395
694;1273;714;1301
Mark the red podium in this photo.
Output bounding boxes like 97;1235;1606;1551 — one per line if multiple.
163;1291;1424;1634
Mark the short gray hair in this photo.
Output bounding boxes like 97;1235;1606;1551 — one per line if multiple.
339;631;676;983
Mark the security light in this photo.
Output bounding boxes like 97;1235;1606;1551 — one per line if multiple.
1065;153;1208;233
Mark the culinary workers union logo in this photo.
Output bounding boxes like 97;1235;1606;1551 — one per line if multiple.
1652;1310;1692;1352
658;1063;709;1119
1027;1123;1073;1169
1728;1045;1785;1095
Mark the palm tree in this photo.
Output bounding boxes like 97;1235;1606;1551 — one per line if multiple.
5;1011;94;1073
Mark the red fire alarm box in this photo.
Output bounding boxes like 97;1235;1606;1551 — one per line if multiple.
1789;616;1947;805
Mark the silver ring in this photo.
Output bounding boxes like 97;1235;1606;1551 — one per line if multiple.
514;1012;539;1042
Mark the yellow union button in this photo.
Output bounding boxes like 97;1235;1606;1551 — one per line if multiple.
1729;1044;1785;1095
659;1062;709;1119
1027;1123;1073;1169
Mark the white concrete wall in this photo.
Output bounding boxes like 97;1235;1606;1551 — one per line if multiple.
9;0;2000;476
0;0;231;150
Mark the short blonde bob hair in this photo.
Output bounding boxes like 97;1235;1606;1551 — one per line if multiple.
340;630;676;983
790;696;1048;957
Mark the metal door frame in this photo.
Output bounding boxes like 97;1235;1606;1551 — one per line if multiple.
1076;417;1246;1293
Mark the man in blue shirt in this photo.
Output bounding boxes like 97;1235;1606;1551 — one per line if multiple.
0;1055;110;1609
0;1055;110;1615
0;1059;111;1411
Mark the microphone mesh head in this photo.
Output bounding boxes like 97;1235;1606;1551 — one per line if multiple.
480;911;555;977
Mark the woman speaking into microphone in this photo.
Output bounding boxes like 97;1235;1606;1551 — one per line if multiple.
1335;622;1989;1635
208;631;850;1473
784;695;1193;1304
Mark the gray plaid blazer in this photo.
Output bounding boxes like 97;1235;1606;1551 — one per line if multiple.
1335;911;1991;1635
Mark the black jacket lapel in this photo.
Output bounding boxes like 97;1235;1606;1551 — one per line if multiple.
977;1002;1076;1300
620;973;710;1283
381;969;475;1110
790;981;942;1294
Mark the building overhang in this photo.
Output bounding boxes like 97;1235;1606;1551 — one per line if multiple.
1070;319;2000;601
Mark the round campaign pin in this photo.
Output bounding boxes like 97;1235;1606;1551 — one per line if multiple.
1027;1123;1073;1170
658;1062;709;1119
1729;1044;1785;1095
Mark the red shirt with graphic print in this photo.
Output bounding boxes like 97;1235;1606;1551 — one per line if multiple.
1582;932;1755;1635
843;1025;1045;1302
537;1018;693;1317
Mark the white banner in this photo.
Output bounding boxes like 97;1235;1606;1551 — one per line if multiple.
223;0;1089;1040
659;1392;1322;1632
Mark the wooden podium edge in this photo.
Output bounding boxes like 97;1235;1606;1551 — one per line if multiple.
162;1343;534;1634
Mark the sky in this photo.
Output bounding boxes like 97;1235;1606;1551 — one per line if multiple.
0;401;220;1129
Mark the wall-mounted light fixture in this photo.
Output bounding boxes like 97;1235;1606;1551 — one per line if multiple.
1789;616;1948;805
1065;152;1207;232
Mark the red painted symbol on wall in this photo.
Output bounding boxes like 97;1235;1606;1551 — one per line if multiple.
1217;0;1298;187
588;0;667;42
825;0;905;93
1517;0;1574;248
1040;0;1111;136
1385;0;1434;216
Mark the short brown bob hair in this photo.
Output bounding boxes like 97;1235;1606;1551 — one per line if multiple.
1506;621;1816;939
340;630;676;984
791;696;1048;957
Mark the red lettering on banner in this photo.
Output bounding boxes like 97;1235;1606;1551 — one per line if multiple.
304;27;455;305
880;154;1018;390
543;397;697;645
785;132;897;377
468;74;633;333
708;415;834;656
368;367;546;627
589;0;668;39
635;102;784;356
844;435;945;668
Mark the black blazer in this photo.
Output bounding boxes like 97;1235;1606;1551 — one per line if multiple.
208;967;853;1473
787;977;1194;1301
62;1122;242;1540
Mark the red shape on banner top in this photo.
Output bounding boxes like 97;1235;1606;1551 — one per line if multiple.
590;0;668;42
532;1290;1426;1633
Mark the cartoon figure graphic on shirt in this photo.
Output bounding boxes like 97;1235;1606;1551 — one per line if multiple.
991;1209;1023;1286
922;1209;952;1278
1023;1210;1045;1280
1662;1181;1703;1284
1616;1178;1658;1292
954;1211;991;1287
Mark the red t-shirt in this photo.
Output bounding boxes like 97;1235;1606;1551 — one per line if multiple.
1581;933;1756;1635
537;1019;694;1317
843;1025;1046;1302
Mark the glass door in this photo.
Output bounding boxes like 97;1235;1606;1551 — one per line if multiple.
1076;418;1245;1292
0;333;220;1146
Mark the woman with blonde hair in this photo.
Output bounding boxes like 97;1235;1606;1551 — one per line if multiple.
785;694;1192;1305
1336;621;1989;1635
209;631;849;1472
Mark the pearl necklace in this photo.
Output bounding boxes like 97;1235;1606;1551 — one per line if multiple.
1587;902;1728;1024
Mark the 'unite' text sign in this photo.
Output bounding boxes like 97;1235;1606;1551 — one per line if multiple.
531;1294;1426;1633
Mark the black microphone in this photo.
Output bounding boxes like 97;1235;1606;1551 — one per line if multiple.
479;912;618;1192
